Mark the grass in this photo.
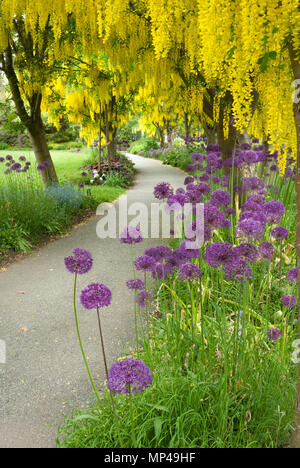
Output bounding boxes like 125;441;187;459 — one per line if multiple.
0;149;127;256
0;149;126;204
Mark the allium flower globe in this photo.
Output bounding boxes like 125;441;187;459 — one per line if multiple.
108;357;152;396
80;283;112;310
64;248;93;274
281;294;297;309
267;328;282;341
120;226;143;245
153;182;174;200
126;279;145;290
178;263;202;281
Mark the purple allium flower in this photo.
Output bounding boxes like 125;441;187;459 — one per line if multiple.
19;156;26;162
154;182;174;200
212;176;220;185
6;155;13;161
239;210;267;226
206;152;218;170
166;193;186;211
126;279;145;290
258;241;274;261
11;163;22;171
185;221;205;242
194;182;211;196
186;183;196;191
240;143;252;151
199;173;210;182
210;189;231;208
152;263;174;280
178;240;200;259
165;249;186;268
120;226;143;245
178;263;202;281
233;185;243;194
176;188;186;195
190;153;205;163
80;283;112;310
220;176;229;187
241;150;258;165
235;242;258;263
144;245;172;262
108;357;152;395
136;290;152;308
134;255;156;272
81;172;88;177
185;164;197;173
64;248;93;274
204;204;228;230
185;188;202;204
287;267;298;284
271;226;289;240
225;207;235;216
281;294;297;309
267;327;282;341
241;200;262;213
263;201;285;224
236;219;264;241
243;177;265;192
184;176;195;185
247;194;266;206
204;242;235;269
37;164;45;171
43;161;50;167
223;259;253;282
0;157;4;163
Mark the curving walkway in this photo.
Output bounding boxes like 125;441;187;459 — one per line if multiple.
0;153;185;448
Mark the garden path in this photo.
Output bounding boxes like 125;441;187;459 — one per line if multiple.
0;153;185;448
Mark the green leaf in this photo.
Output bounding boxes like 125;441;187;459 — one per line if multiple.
154;417;162;440
227;46;237;60
269;51;277;60
145;403;170;412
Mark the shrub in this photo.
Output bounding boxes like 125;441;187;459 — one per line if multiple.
130;137;159;154
104;172;128;188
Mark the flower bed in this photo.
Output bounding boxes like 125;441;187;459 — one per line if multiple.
58;139;297;448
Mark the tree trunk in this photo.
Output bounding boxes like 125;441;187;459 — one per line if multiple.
159;129;165;149
104;103;117;164
184;113;191;140
17;131;23;148
217;100;237;166
203;122;217;146
289;41;300;449
28;120;58;187
2;44;58;188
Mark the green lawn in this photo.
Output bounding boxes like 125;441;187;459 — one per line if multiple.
0;148;125;203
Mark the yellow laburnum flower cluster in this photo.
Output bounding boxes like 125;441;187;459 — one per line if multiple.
0;0;298;171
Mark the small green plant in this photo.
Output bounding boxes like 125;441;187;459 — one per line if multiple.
104;172;127;188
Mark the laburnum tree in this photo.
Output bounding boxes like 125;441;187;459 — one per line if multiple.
43;54;135;163
0;10;64;186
